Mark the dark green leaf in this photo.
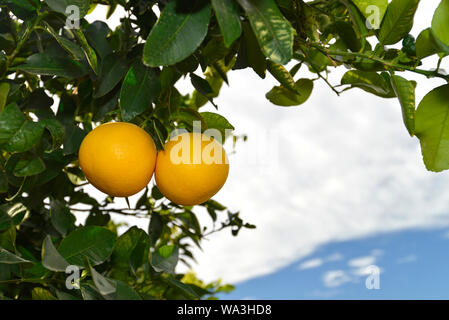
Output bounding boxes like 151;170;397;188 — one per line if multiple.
0;104;44;153
111;226;150;272
148;212;163;246
57;226;116;267
94;54;128;98
14;156;46;177
31;287;57;300
211;0;242;47
165;278;200;299
50;199;76;237
236;0;294;64
190;73;218;108
120;61;161;121
89;263;116;296
143;0;211;67
0;82;10;112
14;53;89;78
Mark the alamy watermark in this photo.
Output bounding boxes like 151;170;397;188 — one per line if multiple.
365;265;381;290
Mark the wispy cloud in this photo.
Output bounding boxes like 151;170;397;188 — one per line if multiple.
323;270;351;288
298;258;323;270
396;254;417;264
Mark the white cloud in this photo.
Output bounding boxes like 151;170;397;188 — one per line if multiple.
396;255;418;264
348;256;377;268
298;258;323;270
323;270;351;288
79;1;449;285
326;253;343;262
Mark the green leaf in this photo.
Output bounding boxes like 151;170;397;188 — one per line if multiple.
266;78;313;107
200;112;235;144
0;248;32;265
236;0;294;64
378;0;420;45
0;203;29;228
120;61;161;122
0;82;10;112
165;278;200;299
40;118;66;152
415;84;449;172
44;0;90;18
151;245;178;274
14;53;88;78
341;70;396;98
89;262;116;296
31;287;57;300
111;226;150;273
73;29;99;74
266;60;296;93
43;23;85;61
148;212;163;246
62;123;86;155
0;171;8;194
143;0;211;67
190;73;218;108
432;0;449;46
352;0;388;26
50;199;76;237
94;54;128;98
211;0;242;47
110;280;142;300
0;104;44;153
390;75;416;136
238;21;267;78
14;156;46;177
57;226;116;267
6;0;37;20
85;21;112;60
416;28;449;59
42;235;70;272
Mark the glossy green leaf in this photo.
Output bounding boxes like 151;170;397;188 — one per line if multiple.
165;278;200;299
14;53;89;78
42;235;70;272
236;0;294;64
50;199;76;237
57;226;116;267
14;156;46;177
120;62;161;122
148;213;163;246
0;83;10;112
190;73;218;109
378;0;420;45
432;0;449;46
341;70;396;98
211;0;242;47
44;0;90;18
0;104;44;153
143;0;211;67
40;118;65;152
266;78;314;107
391;75;416;136
151;245;178;274
111;226;150;273
85;21;112;60
94;54;128;98
201;112;235;144
238;21;267;78
415;84;449;172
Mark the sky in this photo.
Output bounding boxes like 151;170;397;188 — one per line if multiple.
80;0;449;299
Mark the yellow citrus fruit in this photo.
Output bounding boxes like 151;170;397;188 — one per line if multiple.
79;122;157;197
155;132;229;206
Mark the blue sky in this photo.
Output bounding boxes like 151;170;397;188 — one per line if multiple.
219;227;449;300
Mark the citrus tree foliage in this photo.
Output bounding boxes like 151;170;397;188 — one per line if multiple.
0;0;448;300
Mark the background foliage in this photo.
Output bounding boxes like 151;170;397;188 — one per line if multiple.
0;0;448;300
